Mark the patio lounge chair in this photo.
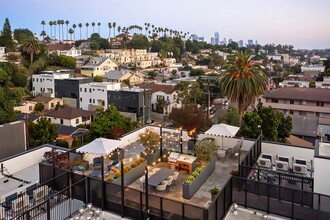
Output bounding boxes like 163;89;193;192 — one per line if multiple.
72;166;86;173
165;176;173;186
170;171;179;185
226;137;244;157
92;157;102;170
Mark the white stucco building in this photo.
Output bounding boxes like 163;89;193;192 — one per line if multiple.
32;71;72;97
79;82;121;111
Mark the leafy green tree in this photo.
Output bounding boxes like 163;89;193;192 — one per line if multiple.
90;42;100;50
13;28;34;44
242;101;292;142
155;98;165;113
218;107;240;127
28;117;58;147
90;105;133;138
34;102;45;113
0;18;15;51
139;129;160;152
48;54;76;68
190;68;205;76
194;139;217;162
93;76;103;82
169;104;212;134
218;50;267;127
23;38;41;64
0;87;25;124
128;34;149;49
175;82;203;104
309;81;316;88
147;71;156;79
0;68;10;86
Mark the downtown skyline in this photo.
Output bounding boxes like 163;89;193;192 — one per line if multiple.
1;0;330;49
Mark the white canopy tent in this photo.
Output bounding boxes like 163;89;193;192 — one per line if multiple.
205;123;240;149
76;138;122;156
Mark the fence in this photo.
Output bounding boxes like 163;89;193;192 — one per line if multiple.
239;134;262;176
231;176;330;220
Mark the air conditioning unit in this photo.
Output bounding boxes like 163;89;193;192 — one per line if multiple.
293;163;308;176
12;195;29;213
257;158;271;168
275;160;289;171
33;185;49;202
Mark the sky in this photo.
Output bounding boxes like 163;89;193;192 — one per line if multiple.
1;0;330;49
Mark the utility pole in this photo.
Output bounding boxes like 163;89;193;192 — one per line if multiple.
142;89;146;125
207;79;211;119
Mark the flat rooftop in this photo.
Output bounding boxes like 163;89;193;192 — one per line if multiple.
224;205;287;220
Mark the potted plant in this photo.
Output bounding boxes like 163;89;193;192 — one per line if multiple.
194;140;217;162
139;129;161;165
210;187;220;200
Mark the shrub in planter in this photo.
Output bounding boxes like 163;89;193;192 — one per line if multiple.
194;140;217;162
114;171;121;179
124;166;132;174
210;187;220;195
184;164;206;184
106;177;113;182
230;170;239;176
131;162;138;168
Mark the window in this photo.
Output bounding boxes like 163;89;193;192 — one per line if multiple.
290;100;294;104
80;88;82;92
76;118;79;124
80;98;82;102
271;99;278;103
290;110;294;114
84;88;87;92
29;106;33;111
89;89;92;93
60;119;63;124
299;111;306;116
93;99;95;103
167;96;170;101
89;99;92;103
316;101;324;106
51;103;54;108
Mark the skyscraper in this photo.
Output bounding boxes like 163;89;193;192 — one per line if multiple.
248;39;253;46
211;37;216;45
238;40;244;47
214;32;219;45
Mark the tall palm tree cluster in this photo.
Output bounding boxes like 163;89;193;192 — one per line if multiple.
41;20;192;42
43;20;102;41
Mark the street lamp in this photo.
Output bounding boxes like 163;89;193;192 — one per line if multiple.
144;167;149;219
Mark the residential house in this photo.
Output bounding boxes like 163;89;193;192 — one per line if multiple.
14;101;37;114
102;70;144;86
31;96;63;111
17;113;40;123
32;70;72;97
316;77;330;89
109;34;133;48
44;107;94;127
80;57;118;77
55;77;93;108
79;82;121;111
138;83;181;114
45;44;81;57
163;58;176;67
56;124;88;148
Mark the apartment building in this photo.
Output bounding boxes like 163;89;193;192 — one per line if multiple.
31;71;72;97
262;88;330;125
79;82;121;111
55;77;93;108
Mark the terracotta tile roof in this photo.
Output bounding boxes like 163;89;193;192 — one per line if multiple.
46;44;78;51
263;87;330;102
137;83;176;94
32;96;55;103
45;108;94;119
286;135;314;148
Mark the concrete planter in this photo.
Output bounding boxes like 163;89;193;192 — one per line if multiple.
182;159;216;199
109;149;124;161
113;160;147;186
146;151;160;165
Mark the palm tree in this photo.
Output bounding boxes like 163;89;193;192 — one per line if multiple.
48;21;53;39
72;24;77;40
117;26;121;35
57;20;61;41
23;38;41;64
97;22;101;35
85;23;89;39
53;21;57;40
65;20;69;40
218;50;268;127
78;23;82;40
61;20;65;41
41;20;46;33
108;22;112;39
113;22;116;37
69;28;74;40
40;31;46;40
91;22;96;34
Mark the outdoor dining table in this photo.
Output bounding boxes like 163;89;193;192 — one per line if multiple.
147;168;174;187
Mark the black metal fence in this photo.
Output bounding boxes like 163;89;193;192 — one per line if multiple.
232;176;330;220
239;134;262;176
38;161;211;220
